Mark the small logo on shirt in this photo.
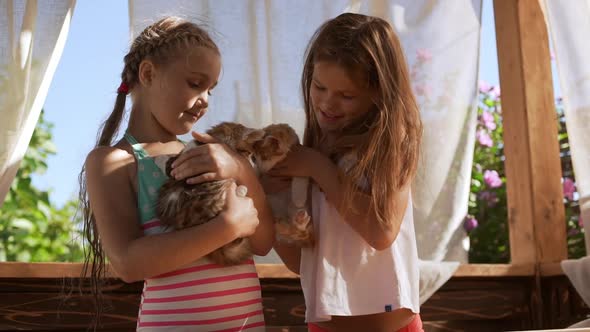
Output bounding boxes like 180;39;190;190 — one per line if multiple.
385;305;392;312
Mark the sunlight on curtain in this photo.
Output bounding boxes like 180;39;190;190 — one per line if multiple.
0;0;76;206
129;0;482;303
544;0;590;316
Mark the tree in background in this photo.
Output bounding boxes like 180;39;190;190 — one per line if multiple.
0;111;83;262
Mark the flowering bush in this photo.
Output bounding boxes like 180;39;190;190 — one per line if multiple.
466;82;585;263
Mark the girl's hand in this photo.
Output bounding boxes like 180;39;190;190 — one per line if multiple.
260;174;291;194
268;145;320;179
219;181;259;238
170;132;253;184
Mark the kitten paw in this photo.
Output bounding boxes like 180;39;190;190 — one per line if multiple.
293;210;311;229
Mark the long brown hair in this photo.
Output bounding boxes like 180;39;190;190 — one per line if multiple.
301;13;423;228
77;17;219;329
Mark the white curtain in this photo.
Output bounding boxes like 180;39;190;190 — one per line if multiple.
0;0;76;206
129;0;482;303
544;0;590;313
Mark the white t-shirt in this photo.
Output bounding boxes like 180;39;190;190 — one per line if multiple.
299;181;420;322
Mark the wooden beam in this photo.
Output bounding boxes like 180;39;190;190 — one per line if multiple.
493;0;567;264
453;263;533;276
0;262;566;278
0;262;116;278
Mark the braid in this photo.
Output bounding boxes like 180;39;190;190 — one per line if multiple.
121;17;218;88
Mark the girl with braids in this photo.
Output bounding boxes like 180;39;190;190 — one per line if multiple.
267;13;423;332
80;17;273;331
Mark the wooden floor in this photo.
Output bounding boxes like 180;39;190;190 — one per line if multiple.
0;264;588;331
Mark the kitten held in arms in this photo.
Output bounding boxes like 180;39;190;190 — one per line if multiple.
154;122;313;266
263;125;314;248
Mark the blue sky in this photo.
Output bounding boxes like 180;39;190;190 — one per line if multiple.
35;0;130;205
33;0;560;207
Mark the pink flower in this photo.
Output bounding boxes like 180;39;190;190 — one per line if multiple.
484;170;502;188
476;129;493;147
479;80;491;93
482;110;494;123
481;111;496;130
479;191;499;207
463;216;478;232
416;49;432;62
568;228;580;236
563;177;576;201
490;85;501;98
485;120;496;131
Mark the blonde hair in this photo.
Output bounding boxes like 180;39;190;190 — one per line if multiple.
77;17;219;329
301;13;422;228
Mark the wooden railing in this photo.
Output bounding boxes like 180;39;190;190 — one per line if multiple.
0;263;588;331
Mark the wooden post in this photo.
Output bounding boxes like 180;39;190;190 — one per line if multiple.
494;0;567;265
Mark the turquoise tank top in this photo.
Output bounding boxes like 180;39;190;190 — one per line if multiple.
123;132;168;226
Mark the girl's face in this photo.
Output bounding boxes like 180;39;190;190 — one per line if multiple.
310;61;375;135
147;46;221;135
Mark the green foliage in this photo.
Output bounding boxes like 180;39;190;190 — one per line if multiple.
0;111;84;262
467;87;585;263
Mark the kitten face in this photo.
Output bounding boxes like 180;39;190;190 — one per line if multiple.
254;124;300;172
153;122;295;177
208;122;265;151
203;122;299;173
207;122;265;167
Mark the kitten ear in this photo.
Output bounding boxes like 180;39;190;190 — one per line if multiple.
252;139;263;151
238;128;265;152
266;136;281;151
244;128;265;142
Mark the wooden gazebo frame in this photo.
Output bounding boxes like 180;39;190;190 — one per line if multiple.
0;1;588;330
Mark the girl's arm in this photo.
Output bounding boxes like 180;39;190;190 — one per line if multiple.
273;242;301;274
169;132;275;256
270;146;409;251
259;175;301;274
86;147;259;283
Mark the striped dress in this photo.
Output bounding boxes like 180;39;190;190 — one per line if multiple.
124;133;265;332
